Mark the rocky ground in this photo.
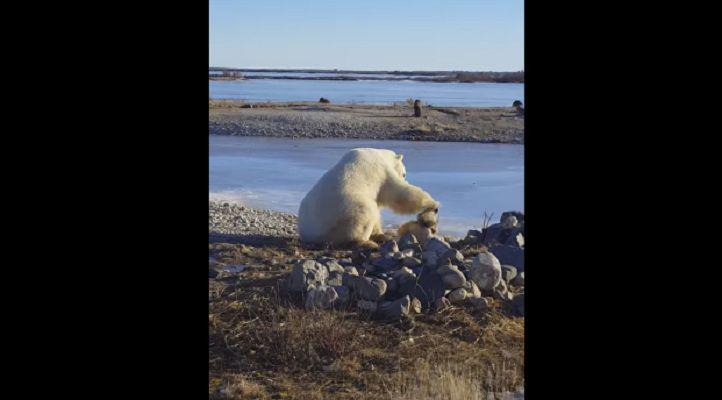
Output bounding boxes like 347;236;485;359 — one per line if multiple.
209;101;524;144
209;201;525;399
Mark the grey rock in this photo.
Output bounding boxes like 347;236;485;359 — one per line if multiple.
501;215;518;229
324;260;345;273
379;240;399;254
342;274;388;301
489;245;525;272
402;256;423;268
413;268;446;309
332;285;350;304
289;260;329;292
357;300;378;313
434;296;451;311
327;271;344;286
425;237;452;255
470;252;502;291
344;266;359;276
398;233;418;250
464;229;484;243
469;297;490;309
438;263;467;289
422;250;439;267
504;228;524;248
512;293;524;316
384;277;398;295
378;295;414;319
511;271;525;287
501;265;518;283
500;211;524;226
372;256;399;271
464;280;482;298
493;280;514;301
438;248;465;267
304;285;339;310
448;287;468;303
337;258;354;267
401;248;415;258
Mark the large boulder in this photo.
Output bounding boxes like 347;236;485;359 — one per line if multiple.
470;252;502;291
289;260;329;292
413;267;446;309
438;263;467;290
489;245;525;272
342;273;388;301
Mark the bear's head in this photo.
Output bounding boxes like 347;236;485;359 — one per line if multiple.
394;153;407;180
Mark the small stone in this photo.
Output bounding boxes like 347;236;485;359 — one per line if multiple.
501;265;518;283
469;297;490;309
493;280;514;301
410;297;422;314
464;280;482;298
344;266;359;276
401;248;415;258
511;271;525;287
324;260;345;273
448;288;468;303
304;285;339;310
327;271;343;286
402;257;423;268
337;258;354;267
434;296;452;311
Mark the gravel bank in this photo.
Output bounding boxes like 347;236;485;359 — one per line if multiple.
209;101;524;143
209;200;298;240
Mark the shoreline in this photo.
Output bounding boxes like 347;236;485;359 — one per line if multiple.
209;101;524;144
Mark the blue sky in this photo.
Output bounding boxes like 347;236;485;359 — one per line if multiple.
209;0;523;71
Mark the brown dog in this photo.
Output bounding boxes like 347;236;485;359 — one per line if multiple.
397;207;438;243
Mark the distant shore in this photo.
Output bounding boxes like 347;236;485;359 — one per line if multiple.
209;68;524;83
209;101;524;144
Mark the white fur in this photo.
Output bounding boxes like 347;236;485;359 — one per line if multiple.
298;148;438;245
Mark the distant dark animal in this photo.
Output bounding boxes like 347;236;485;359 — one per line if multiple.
319;97;330;104
413;99;422;117
512;100;524;117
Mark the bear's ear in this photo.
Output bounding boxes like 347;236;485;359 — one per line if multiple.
396;154;403;161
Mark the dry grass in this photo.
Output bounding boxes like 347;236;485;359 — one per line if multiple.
209;242;524;399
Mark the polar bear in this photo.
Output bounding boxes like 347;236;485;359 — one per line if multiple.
298;148;439;248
